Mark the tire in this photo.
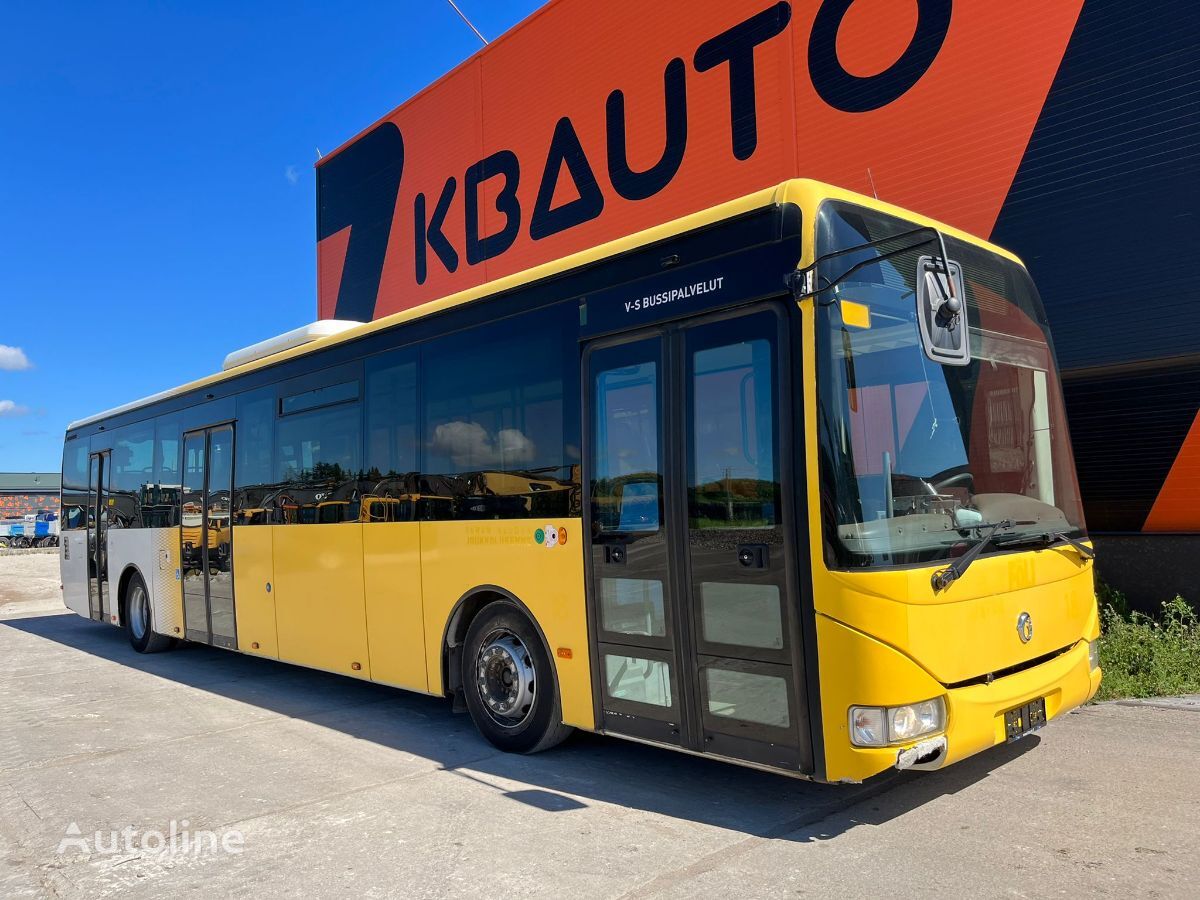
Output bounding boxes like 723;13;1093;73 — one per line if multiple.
461;600;573;754
124;572;174;653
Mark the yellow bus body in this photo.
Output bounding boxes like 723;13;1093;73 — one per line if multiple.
65;179;1099;783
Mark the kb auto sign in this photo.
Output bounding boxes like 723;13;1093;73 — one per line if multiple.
315;0;1082;321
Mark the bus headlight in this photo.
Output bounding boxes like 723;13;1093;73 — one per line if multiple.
850;697;946;747
889;698;946;742
1088;640;1100;672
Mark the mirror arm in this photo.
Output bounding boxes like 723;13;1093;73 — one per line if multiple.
788;226;953;304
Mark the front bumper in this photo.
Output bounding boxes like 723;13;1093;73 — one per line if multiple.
932;638;1100;769
819;615;1101;782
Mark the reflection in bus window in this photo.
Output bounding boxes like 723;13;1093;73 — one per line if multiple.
366;350;418;478
420;305;579;520
273;403;362;524
110;423;154;528
61;441;90;531
592;357;660;534
689;336;777;530
233;389;275;525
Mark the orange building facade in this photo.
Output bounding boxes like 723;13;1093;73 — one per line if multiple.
315;0;1199;603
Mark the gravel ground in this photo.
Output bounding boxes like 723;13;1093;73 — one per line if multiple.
0;550;63;618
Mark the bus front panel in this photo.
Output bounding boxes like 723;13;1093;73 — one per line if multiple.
805;195;1100;782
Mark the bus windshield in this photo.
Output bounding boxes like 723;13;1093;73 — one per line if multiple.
815;202;1086;568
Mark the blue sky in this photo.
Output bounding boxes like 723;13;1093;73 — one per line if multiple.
0;0;543;472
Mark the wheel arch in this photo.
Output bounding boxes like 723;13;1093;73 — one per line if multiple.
440;584;557;700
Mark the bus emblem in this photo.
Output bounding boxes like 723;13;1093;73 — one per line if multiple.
1016;612;1033;644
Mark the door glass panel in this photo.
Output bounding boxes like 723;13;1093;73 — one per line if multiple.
86;455;103;618
600;578;666;637
181;433;208;639
690;337;777;529
207;428;236;646
700;582;783;649
605;655;673;707
593;361;661;534
704;668;790;728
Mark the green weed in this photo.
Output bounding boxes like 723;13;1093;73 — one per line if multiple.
1097;590;1200;700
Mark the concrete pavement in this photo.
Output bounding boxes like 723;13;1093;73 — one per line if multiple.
1;555;1196;898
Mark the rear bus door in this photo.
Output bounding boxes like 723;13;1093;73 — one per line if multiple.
86;450;110;621
181;424;237;647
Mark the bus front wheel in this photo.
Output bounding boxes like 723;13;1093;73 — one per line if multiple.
461;600;572;754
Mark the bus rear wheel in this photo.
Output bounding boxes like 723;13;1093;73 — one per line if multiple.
461;600;572;754
124;573;174;654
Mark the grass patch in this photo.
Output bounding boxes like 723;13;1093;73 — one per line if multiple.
1096;586;1200;700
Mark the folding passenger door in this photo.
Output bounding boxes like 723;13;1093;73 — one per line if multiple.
584;305;812;772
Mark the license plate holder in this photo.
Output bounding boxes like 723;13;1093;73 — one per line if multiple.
1004;697;1047;742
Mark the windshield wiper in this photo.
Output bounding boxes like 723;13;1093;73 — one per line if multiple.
994;531;1095;560
930;519;1033;592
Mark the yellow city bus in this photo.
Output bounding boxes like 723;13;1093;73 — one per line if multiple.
58;180;1100;782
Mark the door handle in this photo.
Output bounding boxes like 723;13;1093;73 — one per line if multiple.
737;544;769;568
605;544;627;565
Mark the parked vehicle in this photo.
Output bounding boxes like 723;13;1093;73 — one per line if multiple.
0;512;59;548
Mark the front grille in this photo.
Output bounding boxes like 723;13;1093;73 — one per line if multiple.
944;642;1077;690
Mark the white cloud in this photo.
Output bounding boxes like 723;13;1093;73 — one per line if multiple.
0;345;31;371
0;400;30;417
284;165;299;185
433;421;536;468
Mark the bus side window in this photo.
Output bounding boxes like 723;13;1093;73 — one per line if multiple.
419;304;579;520
153;414;182;528
274;388;362;525
364;348;419;523
111;422;154;529
64;504;86;530
61;441;90;530
233;389;275;526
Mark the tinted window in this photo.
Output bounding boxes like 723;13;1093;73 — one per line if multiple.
274;402;362;524
688;330;778;529
281;380;359;416
592;355;660;534
234;388;275;524
421;305;580;520
155;416;181;482
146;415;182;527
61;439;89;530
110;422;154;528
366;349;418;476
361;349;420;521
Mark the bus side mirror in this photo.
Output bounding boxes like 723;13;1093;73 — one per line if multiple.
916;255;971;366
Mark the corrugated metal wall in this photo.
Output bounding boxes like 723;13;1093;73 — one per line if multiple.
990;0;1200;539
